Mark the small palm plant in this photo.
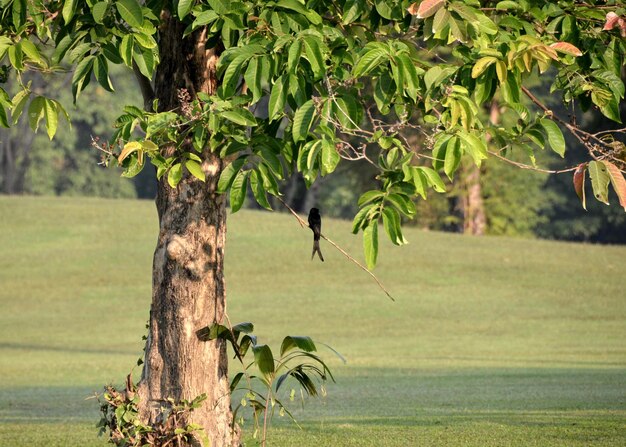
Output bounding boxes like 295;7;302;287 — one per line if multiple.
197;322;343;445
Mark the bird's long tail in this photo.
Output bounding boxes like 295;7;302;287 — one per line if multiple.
312;239;324;262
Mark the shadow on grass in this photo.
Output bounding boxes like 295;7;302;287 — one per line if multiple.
0;342;137;356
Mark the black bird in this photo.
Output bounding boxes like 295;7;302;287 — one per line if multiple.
308;208;324;262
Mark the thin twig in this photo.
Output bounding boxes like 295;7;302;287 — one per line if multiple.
276;197;395;302
488;150;579;174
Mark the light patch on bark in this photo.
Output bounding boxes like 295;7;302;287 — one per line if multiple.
166;234;191;262
184;320;194;341
203;158;220;178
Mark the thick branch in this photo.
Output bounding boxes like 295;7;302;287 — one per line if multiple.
133;62;156;111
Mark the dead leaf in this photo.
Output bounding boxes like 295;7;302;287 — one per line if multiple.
573;163;587;210
415;0;446;19
602;160;626;211
603;12;620;30
550;42;583;57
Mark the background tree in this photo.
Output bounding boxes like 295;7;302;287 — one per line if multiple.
1;0;626;445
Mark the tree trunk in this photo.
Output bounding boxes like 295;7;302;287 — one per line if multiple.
462;164;486;235
462;100;500;236
134;15;236;447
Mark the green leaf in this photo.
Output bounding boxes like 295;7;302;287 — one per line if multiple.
432;133;452;171
363;222;378;270
287;39;302;74
539;118;565;157
120;34;134;67
353;48;387;78
121;155;145;178
62;0;77;23
250;169;272;210
168;163;183;188
221;109;257;127
459;131;488;165
243;57;262;103
133;32;157;50
358;190;384;207
8;44;23;70
342;0;363;24
94;56;114;92
178;0;193;19
133;47;155;79
374;72;394;114
417;166;446;192
268;75;288;121
71;55;95;99
280;335;316;356
19;39;45;67
0;36;12;61
302;35;325;81
382;207;406;245
495;1;520;10
432;6;450;34
12;0;26;28
320;138;340;176
10;89;30;125
186;159;205;182
221;54;248;97
471;56;497;79
92;2;108;23
259;147;282;177
0;105;8;128
587;160;610;205
352;203;375;233
218;156;246;193
397;53;420;101
116;0;144;28
333;96;360;129
443;136;461;179
230;170;249;213
276;0;322;24
43;98;58;140
252;344;275;378
27;96;45;132
292;99;315;142
386;193;416;217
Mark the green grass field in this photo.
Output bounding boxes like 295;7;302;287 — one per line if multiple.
0;195;625;446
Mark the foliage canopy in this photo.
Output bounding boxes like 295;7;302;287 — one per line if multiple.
1;0;626;267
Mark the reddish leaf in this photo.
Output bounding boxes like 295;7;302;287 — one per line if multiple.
413;0;446;19
603;12;620;30
602;160;626;211
407;2;419;15
549;42;583;57
573;163;587;210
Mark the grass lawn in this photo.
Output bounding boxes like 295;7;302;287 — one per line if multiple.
0;195;624;446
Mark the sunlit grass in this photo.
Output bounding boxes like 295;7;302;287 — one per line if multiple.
0;196;624;446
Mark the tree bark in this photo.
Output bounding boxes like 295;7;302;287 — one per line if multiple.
462;163;486;235
134;14;236;447
462;100;500;236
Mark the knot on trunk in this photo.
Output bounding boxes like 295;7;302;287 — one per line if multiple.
166;235;204;279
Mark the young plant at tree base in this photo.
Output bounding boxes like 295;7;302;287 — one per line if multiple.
97;378;211;447
197;322;340;446
2;1;626;445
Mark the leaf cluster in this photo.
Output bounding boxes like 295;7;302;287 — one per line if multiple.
198;321;341;440
2;0;626;267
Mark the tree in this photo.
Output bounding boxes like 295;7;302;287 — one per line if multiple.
2;0;626;445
